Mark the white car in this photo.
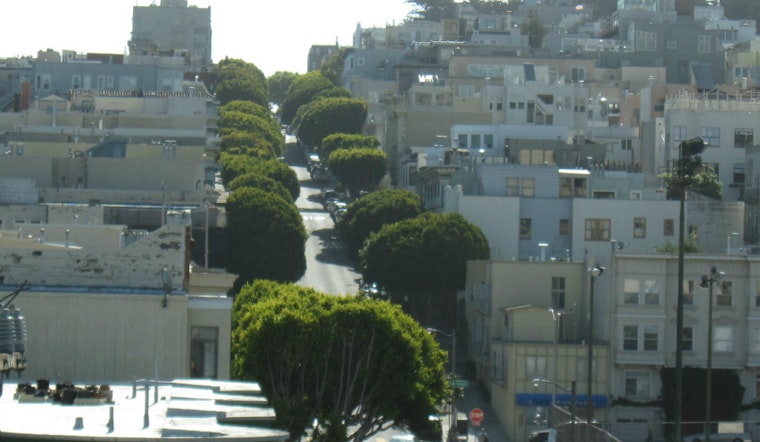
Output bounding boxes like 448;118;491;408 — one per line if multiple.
390;434;418;442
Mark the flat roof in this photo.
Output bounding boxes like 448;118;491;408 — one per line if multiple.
0;379;289;441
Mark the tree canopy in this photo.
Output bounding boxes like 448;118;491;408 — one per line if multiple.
228;172;293;204
406;0;457;21
267;71;300;106
659;165;723;200
232;280;450;442
219;155;300;201
319;48;349;86
520;9;548;49
360;212;489;323
337;189;425;258
215;58;268;107
295;97;368;148
279;71;350;125
319;133;379;159
225;188;306;289
328;147;387;196
218;110;284;157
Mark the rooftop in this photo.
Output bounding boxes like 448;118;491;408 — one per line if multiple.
0;378;288;441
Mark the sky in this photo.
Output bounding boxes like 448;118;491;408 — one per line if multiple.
3;0;415;77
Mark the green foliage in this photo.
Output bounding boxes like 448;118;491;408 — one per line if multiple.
217;99;284;156
296;97;368;148
280;71;348;125
660;367;744;439
520;9;548;48
219;130;277;158
217;111;284;157
228;172;293;204
267;71;300;105
406;0;457;21
320;48;349;86
225;188;306;288
219;155;299;200
320;133;379;159
469;0;516;14
360;212;490;295
232;281;450;442
337;189;424;258
215;58;268;107
659;166;722;200
328;147;386;195
655;240;700;254
251;159;300;201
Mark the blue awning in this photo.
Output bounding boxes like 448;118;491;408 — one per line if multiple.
516;393;608;408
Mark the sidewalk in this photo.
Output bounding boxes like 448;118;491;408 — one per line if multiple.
444;382;508;442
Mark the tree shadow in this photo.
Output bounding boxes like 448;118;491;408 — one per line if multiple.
310;227;355;267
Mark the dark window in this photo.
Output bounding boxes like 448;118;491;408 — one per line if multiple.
190;326;219;378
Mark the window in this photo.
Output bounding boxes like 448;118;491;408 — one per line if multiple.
701;127;720;148
593;191;616;199
623;325;638;350
36;74;51;91
643;326;658;351
522;178;535;197
559;219;570;235
735;129;754;148
683;280;694;305
624;279;640;304
484;134;494;149
458;133;467;148
664;219;674;236
734;164;745;185
571;67;585;82
755;282;760;307
697;35;711;54
716;281;732;306
636;30;657;51
190;326;219;378
625;371;651;397
520;218;532;240
643;280;659;305
585;219;611;241
526;356;547;379
752;327;760;353
471;134;481;148
683;327;693;351
666;40;677;50
506;177;519;196
552;277;566;309
672;126;688;143
634;217;646;238
713;326;733;352
72;74;81;89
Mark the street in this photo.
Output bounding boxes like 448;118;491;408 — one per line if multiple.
285;140;363;296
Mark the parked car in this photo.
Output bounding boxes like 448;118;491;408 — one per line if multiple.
528;429;557;442
390;435;418;442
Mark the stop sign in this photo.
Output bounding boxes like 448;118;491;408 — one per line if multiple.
470;408;484;426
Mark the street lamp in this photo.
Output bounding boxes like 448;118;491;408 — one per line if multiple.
674;137;706;442
700;266;724;442
427;327;457;437
532;377;577;441
587;264;604;424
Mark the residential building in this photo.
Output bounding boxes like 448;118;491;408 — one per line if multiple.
606;252;760;441
464;259;610;442
129;0;212;69
0;214;233;382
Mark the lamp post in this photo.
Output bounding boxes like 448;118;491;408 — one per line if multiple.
427;327;457;438
700;266;724;442
587;264;604;424
532;378;576;442
674;137;705;442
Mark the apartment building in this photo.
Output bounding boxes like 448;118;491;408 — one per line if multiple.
464;259;609;442
0;214;232;382
607;253;760;441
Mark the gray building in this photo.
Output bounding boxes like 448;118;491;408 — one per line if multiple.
129;0;212;69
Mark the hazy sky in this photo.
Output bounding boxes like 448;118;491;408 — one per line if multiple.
4;0;414;76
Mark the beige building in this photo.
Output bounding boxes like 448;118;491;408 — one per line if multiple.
464;259;609;441
0;217;233;383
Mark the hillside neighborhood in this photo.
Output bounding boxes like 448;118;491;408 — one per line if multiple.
2;0;760;441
